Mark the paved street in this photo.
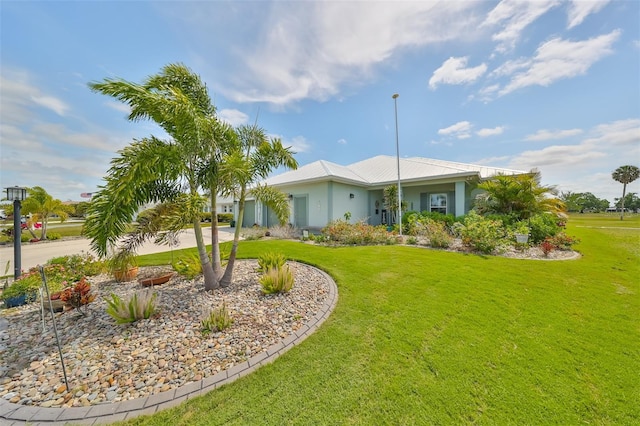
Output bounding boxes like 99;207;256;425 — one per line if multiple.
0;227;238;275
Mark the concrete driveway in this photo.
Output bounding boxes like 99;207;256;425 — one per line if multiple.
0;227;238;275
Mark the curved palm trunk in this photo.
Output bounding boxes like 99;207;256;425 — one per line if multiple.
220;188;246;287
193;219;218;290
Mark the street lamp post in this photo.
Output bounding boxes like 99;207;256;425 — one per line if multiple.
5;186;27;279
392;93;402;237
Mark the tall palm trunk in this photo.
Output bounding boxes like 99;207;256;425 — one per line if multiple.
220;187;246;287
193;219;218;290
209;196;223;279
620;182;627;221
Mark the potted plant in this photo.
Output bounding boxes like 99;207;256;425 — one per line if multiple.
513;222;530;244
108;250;139;283
1;274;40;308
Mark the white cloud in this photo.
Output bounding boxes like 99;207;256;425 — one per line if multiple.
218;109;249;126
270;134;312;153
582;118;640;147
337;138;347;145
524;128;583;141
502;118;640;202
438;121;473;139
567;0;610;29
429;57;488;89
483;0;560;53
215;1;484;105
496;29;620;96
476;126;505;137
31;95;69;116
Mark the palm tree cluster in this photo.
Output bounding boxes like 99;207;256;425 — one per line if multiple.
473;172;565;220
84;63;297;290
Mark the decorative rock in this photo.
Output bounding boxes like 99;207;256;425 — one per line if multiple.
0;261;330;408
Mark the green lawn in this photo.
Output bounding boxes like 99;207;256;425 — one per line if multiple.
118;214;639;425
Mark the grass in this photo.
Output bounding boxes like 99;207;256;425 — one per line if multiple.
112;214;639;425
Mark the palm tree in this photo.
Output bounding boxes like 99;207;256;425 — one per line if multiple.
21;186;70;240
85;63;222;290
612;165;640;220
218;124;298;287
475;172;565;220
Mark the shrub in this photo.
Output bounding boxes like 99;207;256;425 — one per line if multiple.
1;274;40;302
455;211;509;254
257;252;287;272
48;252;105;278
46;232;61;240
106;290;157;324
267;224;298;239
547;232;580;250
528;213;561;244
540;239;555;256
217;213;233;223
321;220;396;245
20;234;30;243
201;301;233;335
260;265;294;294
407;215;453;248
200;212;212;222
172;253;202;279
59;277;95;316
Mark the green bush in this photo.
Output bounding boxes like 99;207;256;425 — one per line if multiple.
1;274;40;302
217;213;233;223
47;252;105;278
528;213;561;244
20;234;31;242
260;265;294;294
454;211;509;254
257;252;287;272
172;252;202;279
200;212;212;222
46;232;62;240
322;220;396;245
406;215;453;248
547;232;580;250
105;290;157;324
201;301;234;335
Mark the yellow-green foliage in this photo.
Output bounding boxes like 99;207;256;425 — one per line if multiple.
257;251;286;272
106;290;157;324
201;301;234;335
260;265;294;294
172;252;202;279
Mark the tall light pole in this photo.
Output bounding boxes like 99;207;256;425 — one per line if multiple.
5;186;27;279
392;93;402;236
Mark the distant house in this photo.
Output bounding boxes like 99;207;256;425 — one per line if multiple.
228;155;526;229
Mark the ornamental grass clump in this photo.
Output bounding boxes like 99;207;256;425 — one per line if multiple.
106;289;157;324
201;301;234;335
257;252;287;272
260;264;294;294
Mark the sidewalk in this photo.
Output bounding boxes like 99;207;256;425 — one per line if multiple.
0;227;238;274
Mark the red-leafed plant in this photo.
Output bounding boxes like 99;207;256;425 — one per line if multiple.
540;239;555;257
60;277;95;316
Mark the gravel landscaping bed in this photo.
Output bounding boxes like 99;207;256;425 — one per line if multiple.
0;260;330;408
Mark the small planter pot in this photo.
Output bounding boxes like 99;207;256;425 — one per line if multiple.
515;233;529;244
138;272;174;287
113;266;139;283
4;292;37;308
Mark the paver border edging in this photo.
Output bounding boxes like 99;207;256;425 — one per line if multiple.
0;264;338;426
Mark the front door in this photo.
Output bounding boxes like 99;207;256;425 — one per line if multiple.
293;196;308;228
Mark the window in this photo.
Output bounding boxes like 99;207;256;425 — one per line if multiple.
430;194;447;214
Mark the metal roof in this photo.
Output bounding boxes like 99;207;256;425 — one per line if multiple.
264;155;527;187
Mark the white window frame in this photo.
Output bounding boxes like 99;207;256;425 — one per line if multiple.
430;193;447;214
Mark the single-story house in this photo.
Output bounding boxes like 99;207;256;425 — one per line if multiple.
230;155;526;229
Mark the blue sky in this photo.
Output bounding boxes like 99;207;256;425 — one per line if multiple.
1;0;638;205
